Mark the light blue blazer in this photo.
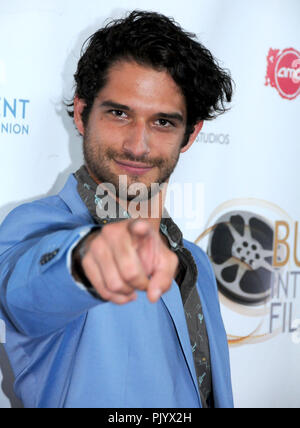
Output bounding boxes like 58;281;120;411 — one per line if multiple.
0;175;233;408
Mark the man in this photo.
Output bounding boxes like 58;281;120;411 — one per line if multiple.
0;11;234;408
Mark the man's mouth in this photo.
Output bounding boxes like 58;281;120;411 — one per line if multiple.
114;159;154;176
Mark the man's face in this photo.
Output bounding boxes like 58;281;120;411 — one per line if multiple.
77;60;188;201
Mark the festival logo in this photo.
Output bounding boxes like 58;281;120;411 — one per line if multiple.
0;96;30;136
195;199;300;346
265;47;300;100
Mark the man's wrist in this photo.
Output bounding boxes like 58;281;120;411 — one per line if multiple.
71;228;100;293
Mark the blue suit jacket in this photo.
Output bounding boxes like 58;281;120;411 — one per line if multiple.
0;175;233;408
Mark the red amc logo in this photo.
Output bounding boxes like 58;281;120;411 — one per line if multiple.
265;48;300;100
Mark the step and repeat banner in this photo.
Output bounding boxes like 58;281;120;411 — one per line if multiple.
0;0;299;408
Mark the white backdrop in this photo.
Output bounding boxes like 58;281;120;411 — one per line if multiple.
1;0;300;408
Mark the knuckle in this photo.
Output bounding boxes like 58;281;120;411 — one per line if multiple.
103;221;123;237
123;272;139;285
108;280;124;293
120;261;139;282
98;288;112;301
88;237;103;255
81;256;95;277
90;237;112;260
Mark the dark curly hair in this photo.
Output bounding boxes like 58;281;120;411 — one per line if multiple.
67;10;233;144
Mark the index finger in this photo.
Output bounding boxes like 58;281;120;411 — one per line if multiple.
128;219;158;276
127;219;154;241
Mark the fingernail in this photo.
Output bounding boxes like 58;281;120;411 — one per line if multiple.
151;289;162;302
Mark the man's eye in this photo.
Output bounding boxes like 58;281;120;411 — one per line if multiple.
156;119;173;127
111;110;127;118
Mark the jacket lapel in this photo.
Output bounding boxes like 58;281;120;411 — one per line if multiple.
161;281;202;407
59;175;93;221
195;267;233;408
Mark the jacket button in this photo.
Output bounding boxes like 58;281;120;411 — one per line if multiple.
40;249;60;265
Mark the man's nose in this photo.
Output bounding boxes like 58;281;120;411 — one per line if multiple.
122;120;150;158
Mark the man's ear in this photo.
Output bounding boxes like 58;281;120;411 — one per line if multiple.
180;121;204;153
73;96;86;136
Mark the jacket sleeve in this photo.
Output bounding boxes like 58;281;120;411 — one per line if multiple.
0;202;103;338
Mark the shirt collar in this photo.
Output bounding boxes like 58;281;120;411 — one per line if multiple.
74;165;183;249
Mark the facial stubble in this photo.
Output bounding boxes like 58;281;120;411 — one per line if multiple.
83;131;181;202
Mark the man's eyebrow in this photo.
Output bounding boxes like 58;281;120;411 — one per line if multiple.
99;100;131;111
156;112;184;123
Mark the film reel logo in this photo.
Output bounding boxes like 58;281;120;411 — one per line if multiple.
207;211;279;306
265;47;300;100
195;200;291;346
